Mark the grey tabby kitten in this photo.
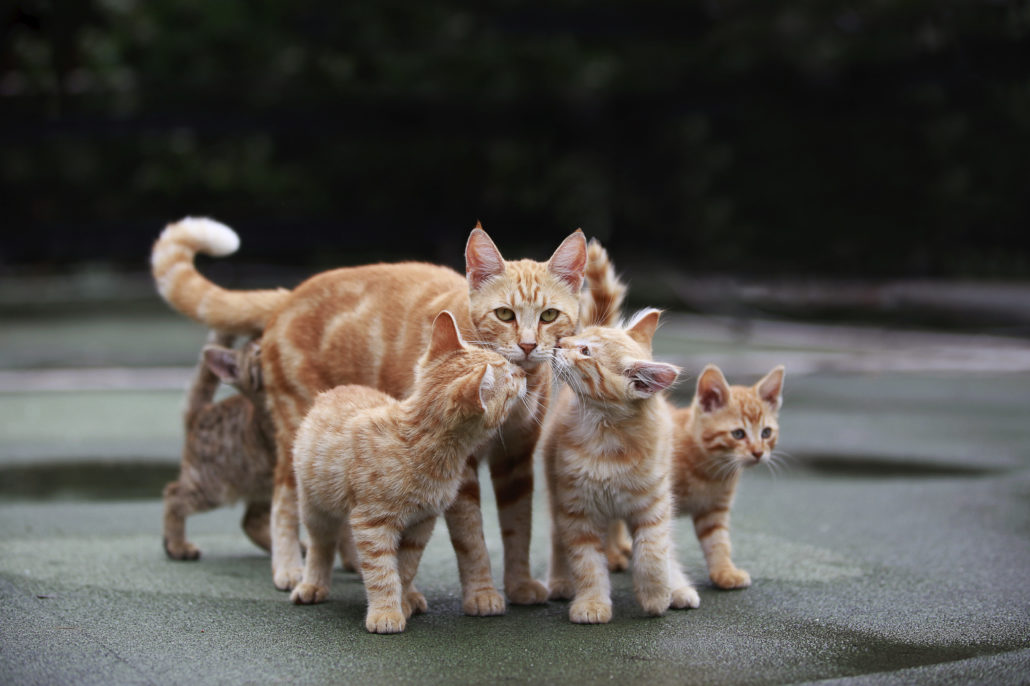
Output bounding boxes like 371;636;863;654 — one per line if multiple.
162;332;276;560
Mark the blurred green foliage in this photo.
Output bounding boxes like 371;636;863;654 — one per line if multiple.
2;0;1029;276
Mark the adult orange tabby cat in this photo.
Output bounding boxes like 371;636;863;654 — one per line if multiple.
151;218;587;612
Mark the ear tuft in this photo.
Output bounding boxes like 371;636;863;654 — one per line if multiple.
427;311;465;360
547;229;587;293
696;364;730;412
465;226;505;290
756;365;785;410
629;361;680;396
203;345;240;383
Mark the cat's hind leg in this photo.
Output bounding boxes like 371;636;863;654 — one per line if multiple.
336;518;360;574
605;519;633;572
241;501;272;552
290;505;340;606
162;479;215;560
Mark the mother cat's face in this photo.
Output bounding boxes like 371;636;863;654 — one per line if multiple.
465;226;587;370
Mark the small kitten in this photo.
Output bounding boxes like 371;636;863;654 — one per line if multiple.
541;310;699;623
290;311;527;634
163;332;276;560
667;364;785;589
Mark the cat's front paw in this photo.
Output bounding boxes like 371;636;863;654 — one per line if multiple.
462;587;506;616
273;565;304;591
506;578;548;605
637;588;672;616
711;566;751;590
366;608;406;634
671;584;701;609
163;538;201;561
291;582;329;605
403;588;428;618
547;576;575;600
569;599;612;624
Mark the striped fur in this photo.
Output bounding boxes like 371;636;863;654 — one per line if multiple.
578;238;627;328
151;217;290;336
162;333;276;561
290;312;527;634
260;225;586;610
667;364;786;589
540;310;699;623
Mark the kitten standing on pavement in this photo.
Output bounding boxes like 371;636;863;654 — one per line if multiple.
541;309;699;623
163;333;276;560
290;312;527;634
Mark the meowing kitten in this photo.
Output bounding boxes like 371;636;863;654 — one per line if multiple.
152;218;586;613
290;312;527;633
540;310;700;623
163;333;276;560
670;364;785;589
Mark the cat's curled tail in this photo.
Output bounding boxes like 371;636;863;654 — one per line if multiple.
579;238;627;328
151;217;290;336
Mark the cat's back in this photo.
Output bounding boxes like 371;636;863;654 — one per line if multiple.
264;262;471;400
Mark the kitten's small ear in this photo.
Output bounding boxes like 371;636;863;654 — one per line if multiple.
427;310;465;360
755;365;785;410
547;229;587;293
476;364;497;411
696;364;730;412
465;225;506;290
203;345;240;383
628;361;680;396
626;309;662;351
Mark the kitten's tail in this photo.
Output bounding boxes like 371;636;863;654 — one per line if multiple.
579;238;627;328
183;330;235;426
151;217;290;336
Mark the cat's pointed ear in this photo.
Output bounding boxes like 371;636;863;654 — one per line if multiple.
465;225;506;290
626;308;662;351
696;364;730;412
628;361;680;397
547;229;587;293
203;345;240;383
427;310;465;360
476;363;497;411
755;365;785;411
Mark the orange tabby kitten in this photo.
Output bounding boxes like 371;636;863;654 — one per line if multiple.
670;364;785;589
151;218;586;612
540;310;700;623
162;333;275;560
290;312;527;633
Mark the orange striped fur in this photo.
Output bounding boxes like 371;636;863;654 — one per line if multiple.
290;312;527;633
578;238;626;328
666;364;786;589
540;310;699;623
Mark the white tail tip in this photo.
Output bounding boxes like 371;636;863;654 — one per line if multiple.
172;216;240;256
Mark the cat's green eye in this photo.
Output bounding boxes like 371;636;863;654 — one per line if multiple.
495;307;516;322
540;308;559;323
731;429;746;440
761;427;772;439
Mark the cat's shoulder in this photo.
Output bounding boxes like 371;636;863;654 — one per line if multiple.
313;384;395;413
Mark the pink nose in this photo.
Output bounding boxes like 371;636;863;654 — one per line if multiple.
519;342;537;356
751;450;764;460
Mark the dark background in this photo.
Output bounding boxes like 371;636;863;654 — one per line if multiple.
3;1;1029;280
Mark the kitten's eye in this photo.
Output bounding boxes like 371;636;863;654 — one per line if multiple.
540;308;559;323
761;427;772;439
495;307;515;322
731;429;746;440
579;345;591;357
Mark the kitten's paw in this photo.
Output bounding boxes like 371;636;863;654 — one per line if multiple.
366;609;406;634
711;566;751;590
273;565;304;591
403;588;428;618
506;578;549;605
637;590;672;617
462;587;506;616
606;549;630;572
163;538;201;561
547;576;575;601
290;582;329;605
569;599;613;624
671;585;701;609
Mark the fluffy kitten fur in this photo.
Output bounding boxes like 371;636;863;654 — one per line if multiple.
290;312;527;634
668;364;785;589
151;218;586;612
541;310;700;623
162;332;276;560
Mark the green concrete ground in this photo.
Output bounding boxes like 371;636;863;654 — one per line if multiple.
1;301;1029;685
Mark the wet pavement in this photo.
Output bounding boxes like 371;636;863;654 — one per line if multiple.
1;296;1029;684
